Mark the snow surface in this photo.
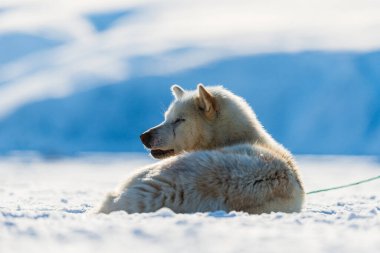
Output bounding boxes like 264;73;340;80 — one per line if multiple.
1;154;379;253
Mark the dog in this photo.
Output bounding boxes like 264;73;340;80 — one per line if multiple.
97;84;305;214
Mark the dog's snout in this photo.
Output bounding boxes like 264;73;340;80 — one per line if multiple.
140;131;152;148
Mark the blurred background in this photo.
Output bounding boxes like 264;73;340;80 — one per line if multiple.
0;0;379;157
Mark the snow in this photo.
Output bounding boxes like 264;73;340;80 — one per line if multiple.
1;154;380;253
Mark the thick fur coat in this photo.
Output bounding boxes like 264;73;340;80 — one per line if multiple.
97;84;305;214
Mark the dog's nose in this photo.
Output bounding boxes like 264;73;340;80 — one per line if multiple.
140;132;152;148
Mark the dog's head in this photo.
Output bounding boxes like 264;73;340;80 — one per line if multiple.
140;84;219;159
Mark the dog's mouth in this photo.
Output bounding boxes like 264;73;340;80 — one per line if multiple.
150;149;175;159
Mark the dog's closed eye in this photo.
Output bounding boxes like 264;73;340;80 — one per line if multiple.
173;118;186;124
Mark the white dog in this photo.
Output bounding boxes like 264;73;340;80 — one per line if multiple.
97;84;305;214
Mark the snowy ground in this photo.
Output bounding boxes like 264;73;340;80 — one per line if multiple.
1;154;379;253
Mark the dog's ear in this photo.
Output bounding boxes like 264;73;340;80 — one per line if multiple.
196;84;216;119
171;84;185;99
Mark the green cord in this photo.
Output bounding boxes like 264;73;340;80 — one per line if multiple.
307;175;380;195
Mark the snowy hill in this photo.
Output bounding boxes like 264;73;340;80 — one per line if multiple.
1;1;380;156
0;51;379;155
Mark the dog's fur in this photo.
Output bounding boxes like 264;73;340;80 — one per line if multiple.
97;84;305;214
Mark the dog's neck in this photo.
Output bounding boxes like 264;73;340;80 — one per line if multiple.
211;113;292;159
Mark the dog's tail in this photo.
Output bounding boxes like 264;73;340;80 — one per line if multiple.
95;192;120;214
